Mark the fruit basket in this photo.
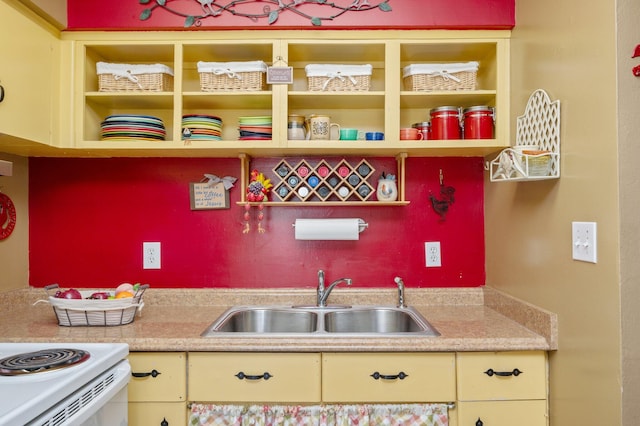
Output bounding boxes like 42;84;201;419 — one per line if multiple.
43;284;149;327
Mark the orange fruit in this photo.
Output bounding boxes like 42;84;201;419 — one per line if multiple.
115;291;134;299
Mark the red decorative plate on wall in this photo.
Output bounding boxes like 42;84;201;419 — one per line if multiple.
0;193;16;240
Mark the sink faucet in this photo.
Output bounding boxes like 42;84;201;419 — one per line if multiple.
394;276;406;308
317;269;352;307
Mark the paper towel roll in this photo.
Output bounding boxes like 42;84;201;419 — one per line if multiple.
294;218;366;240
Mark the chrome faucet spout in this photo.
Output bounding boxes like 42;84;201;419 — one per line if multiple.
317;270;352;307
317;270;326;305
394;276;406;308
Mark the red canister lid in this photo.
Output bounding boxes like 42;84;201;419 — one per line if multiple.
463;106;494;115
431;106;460;115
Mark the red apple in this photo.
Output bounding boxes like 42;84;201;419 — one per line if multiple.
87;292;110;300
54;288;82;299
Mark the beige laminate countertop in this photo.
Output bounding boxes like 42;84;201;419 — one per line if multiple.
0;287;557;352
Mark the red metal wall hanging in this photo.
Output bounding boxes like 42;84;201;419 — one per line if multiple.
0;193;16;240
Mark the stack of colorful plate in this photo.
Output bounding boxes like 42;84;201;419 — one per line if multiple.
100;114;166;141
182;114;223;141
238;116;272;141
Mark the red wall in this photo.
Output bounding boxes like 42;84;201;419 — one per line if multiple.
28;157;485;289
66;0;514;30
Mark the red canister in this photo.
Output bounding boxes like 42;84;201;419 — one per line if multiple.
412;121;431;140
463;106;495;139
430;106;461;140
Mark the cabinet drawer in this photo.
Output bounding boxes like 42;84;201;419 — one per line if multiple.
458;400;548;426
129;352;187;402
188;352;321;403
128;401;187;426
457;351;547;401
322;352;456;402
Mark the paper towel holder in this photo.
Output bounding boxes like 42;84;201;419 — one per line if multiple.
292;218;369;233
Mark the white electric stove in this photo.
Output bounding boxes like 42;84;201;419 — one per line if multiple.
0;342;130;426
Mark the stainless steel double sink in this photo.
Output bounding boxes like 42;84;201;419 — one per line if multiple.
201;305;439;337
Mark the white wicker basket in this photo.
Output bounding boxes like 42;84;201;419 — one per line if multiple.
305;64;372;91
197;61;267;91
96;62;174;92
43;284;148;327
403;62;478;91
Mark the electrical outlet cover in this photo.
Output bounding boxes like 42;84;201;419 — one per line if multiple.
143;242;161;269
425;242;442;267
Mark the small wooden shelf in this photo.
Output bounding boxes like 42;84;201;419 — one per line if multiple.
238;153;409;206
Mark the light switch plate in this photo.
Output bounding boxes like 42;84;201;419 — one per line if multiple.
572;222;597;263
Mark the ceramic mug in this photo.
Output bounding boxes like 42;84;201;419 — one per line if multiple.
306;115;340;140
400;127;423;140
339;128;363;140
365;132;384;141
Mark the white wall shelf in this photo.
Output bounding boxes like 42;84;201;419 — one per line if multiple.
488;89;560;182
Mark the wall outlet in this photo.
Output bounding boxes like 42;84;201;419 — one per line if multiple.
572;222;597;263
425;242;442;267
143;242;161;269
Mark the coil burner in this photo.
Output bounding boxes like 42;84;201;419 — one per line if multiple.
0;348;90;376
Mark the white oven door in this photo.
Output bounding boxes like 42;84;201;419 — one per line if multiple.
29;359;131;426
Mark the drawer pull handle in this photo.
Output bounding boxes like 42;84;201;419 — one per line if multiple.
235;371;273;381
370;371;408;380
475;418;484;426
161;418;169;426
132;369;161;378
484;368;522;377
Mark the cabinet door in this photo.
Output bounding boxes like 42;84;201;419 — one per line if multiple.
129;352;187;402
322;352;456;402
0;2;57;145
458;400;548;426
457;351;547;401
128;401;187;426
188;352;321;403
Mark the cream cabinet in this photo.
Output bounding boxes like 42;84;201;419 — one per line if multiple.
140;350;547;426
0;1;59;146
456;351;548;426
63;30;510;158
128;352;187;426
188;352;321;403
322;352;456;403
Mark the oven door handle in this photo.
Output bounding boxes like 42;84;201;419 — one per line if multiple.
131;369;161;378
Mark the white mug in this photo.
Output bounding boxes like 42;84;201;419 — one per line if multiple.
306;115;340;140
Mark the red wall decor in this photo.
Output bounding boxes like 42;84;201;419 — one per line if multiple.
28;156;485;289
67;0;514;30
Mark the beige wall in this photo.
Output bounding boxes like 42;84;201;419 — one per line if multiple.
617;0;640;422
485;0;626;425
0;153;29;291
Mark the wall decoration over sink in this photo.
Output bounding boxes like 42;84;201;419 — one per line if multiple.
138;0;392;27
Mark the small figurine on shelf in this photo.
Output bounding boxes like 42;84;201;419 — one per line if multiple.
376;172;398;202
243;169;273;234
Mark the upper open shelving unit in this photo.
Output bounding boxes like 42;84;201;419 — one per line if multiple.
62;30;510;158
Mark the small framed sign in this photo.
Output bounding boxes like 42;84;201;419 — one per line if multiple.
267;66;293;84
189;182;230;210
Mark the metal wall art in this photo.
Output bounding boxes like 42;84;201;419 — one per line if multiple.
138;0;392;27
